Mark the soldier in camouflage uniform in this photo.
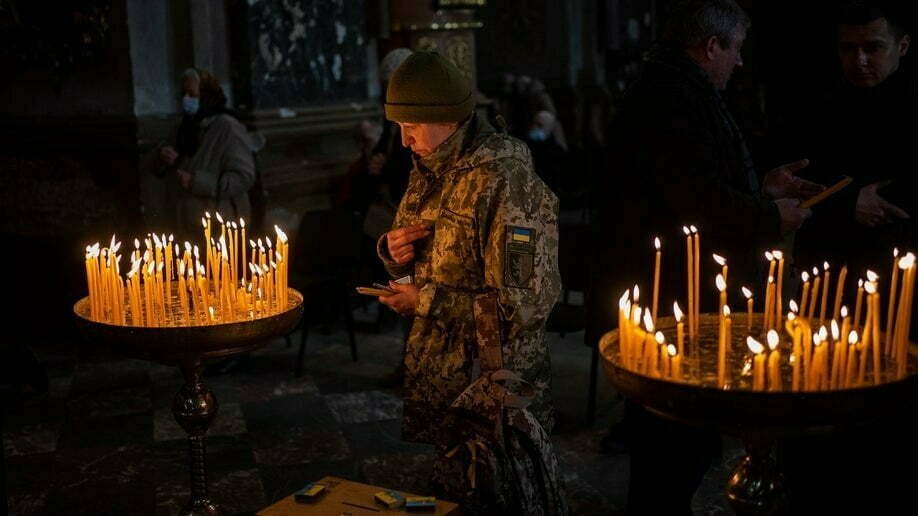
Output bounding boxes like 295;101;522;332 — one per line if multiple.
375;51;562;446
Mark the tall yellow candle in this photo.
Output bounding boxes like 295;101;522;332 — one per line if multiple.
844;330;859;388
684;226;694;340
885;249;900;357
737;287;752;334
692;226;700;338
653;330;666;378
240;218;247;281
773;250;785;330
830;319;841;389
808;268;821;322
820;262;831;324
766;330;782;391
648;237;660;323
668;344;681;381
674;302;685;356
799;271;810;323
854;278;865;333
748;336;766;391
713;253;727;284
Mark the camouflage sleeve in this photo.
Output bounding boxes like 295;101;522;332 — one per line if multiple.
376;233;413;278
416;159;561;339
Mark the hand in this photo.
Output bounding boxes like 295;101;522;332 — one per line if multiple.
176;169;194;190
775;198;812;235
763;159;824;199
378;282;419;316
160;145;179;166
367;153;387;176
386;223;432;264
856;182;910;227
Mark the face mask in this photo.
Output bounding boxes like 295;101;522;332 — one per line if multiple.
527;127;549;142
182;96;199;115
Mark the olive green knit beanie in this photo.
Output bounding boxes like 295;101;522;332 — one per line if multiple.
385;51;475;123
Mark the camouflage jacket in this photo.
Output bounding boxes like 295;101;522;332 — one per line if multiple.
378;113;561;444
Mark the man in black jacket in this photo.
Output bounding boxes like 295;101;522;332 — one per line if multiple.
588;1;821;513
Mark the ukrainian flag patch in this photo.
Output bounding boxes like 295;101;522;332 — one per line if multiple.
505;226;536;288
511;227;533;243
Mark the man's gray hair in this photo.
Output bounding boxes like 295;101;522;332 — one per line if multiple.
662;0;751;50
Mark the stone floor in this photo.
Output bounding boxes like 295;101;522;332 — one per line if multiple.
2;299;739;515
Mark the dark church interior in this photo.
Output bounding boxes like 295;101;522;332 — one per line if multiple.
2;1;917;514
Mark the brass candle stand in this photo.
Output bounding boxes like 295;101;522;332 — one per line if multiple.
599;313;918;515
74;288;303;516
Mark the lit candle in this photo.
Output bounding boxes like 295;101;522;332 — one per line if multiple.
839;306;850;389
885;248;900;357
742;286;753;333
764;275;775;331
713;253;727;284
869;282;882;385
240;218;247;282
718;305;731;388
854;278;865;333
674;301;685;356
844;330;859;388
799;271;810;323
643;310;656;377
811;332;826;390
683;226;694;340
833;264;847;322
716;274;727;316
668;344;682;381
894;253;916;378
747;336;766;391
618;291;631;365
691;225;700;339
652;237;661;323
808;267;821;322
830;319;841;389
773;250;785;330
655;331;668;378
820;262;831;324
767;330;782;391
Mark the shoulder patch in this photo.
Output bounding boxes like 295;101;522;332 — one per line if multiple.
505;226;535;288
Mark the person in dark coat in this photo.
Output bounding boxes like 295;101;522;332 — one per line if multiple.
777;3;918;514
587;1;822;513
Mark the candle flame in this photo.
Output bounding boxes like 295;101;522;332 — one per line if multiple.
848;330;859;345
275;226;288;242
747;336;765;354
152;233;162;248
667;344;677;357
632;285;640;303
654;237;661;250
168;234;173;242
205;211;211;219
655;331;665;345
894;247;899;257
134;238;140;249
813;332;823;346
240;218;246;228
202;218;207;228
818;325;828;340
788;312;796;321
741;286;752;299
789;299;799;313
713;253;726;266
831;320;840;341
682;226;690;235
801;271;809;282
266;238;273;249
866;269;878;282
812;267;819;276
858;278;864;288
184;242;192;252
865;281;877;294
767;330;779;350
768;275;774;284
723;304;731;316
231;221;237;229
216;212;224;224
250;239;256;248
899;253;916;269
619;290;630;309
772;250;784;260
824;261;830;271
716;274;726;291
643;309;654;332
764;250;774;261
689;224;697;233
841;305;849;317
673;301;684;321
789;354;797;364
